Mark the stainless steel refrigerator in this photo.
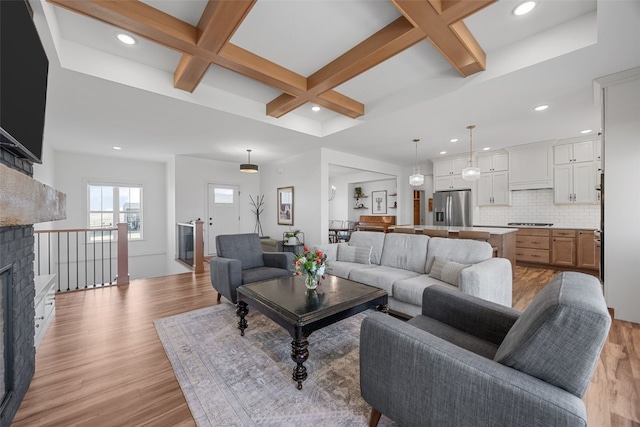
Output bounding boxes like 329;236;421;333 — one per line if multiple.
433;189;472;227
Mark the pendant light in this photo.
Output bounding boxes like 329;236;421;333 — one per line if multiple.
409;138;425;186
240;149;258;173
461;125;480;181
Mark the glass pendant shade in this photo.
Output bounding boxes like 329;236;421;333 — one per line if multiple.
409;138;424;187
461;125;480;181
461;165;481;181
240;149;258;173
409;168;425;186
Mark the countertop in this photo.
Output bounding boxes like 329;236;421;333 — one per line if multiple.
474;224;599;231
392;226;518;235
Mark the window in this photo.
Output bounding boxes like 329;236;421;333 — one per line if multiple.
88;184;143;240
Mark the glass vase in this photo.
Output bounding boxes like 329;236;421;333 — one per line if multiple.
305;274;319;290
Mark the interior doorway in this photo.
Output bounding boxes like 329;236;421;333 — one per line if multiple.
413;190;426;225
207;183;240;256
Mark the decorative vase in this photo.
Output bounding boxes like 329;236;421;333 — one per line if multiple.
287;236;298;245
305;274;319;290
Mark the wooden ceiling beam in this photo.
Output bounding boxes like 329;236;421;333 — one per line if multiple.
266;17;422;118
390;0;493;76
308;17;425;94
48;0;361;118
49;0;493;121
174;0;256;92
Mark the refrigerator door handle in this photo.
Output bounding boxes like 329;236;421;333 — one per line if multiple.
446;196;452;226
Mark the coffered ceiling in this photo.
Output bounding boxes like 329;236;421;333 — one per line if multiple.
30;0;640;167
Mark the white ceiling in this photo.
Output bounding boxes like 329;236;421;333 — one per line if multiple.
30;0;640;169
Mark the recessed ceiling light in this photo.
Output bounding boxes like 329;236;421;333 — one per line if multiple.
440;151;447;155
483;147;491;151
514;1;536;16
116;33;136;45
311;106;321;112
534;104;549;111
449;138;458;143
580;129;592;134
113;146;122;150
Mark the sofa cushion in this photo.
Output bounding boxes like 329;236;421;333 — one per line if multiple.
242;266;292;284
314;243;344;262
408;315;500;359
326;261;376;279
428;257;469;286
393;275;457;307
216;233;265;270
494;272;611;397
348;232;386;265
338;244;371;264
380;233;429;273
425;237;492;274
349;266;420;297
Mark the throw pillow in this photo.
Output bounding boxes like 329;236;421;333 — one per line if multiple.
337;245;372;264
428;256;469;286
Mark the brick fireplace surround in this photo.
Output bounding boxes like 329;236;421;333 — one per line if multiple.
0;149;65;425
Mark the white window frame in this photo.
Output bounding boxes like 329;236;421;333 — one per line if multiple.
87;183;143;241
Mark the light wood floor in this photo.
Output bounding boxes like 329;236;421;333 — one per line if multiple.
13;266;640;426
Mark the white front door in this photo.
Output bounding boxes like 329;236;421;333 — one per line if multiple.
207;183;240;256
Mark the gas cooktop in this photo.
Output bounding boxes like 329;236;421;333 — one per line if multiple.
507;222;553;227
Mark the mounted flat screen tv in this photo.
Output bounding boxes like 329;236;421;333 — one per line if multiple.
0;0;49;164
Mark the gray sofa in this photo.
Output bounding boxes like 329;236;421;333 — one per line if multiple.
360;272;611;426
317;231;512;316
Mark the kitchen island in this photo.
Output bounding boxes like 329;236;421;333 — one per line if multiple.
390;226;518;276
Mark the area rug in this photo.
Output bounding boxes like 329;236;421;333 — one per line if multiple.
154;304;397;426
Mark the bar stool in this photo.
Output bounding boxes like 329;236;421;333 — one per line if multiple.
394;227;416;234
458;230;499;257
423;229;449;238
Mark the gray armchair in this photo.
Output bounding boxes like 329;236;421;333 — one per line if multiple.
210;233;294;303
360;272;610;427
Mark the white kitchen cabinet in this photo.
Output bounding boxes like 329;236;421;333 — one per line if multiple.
434;157;469;177
554;162;597;204
435;175;471;191
34;274;56;349
478;152;508;173
478;171;510;206
554;140;595;165
507;143;553;190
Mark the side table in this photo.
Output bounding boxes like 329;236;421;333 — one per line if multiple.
282;242;305;255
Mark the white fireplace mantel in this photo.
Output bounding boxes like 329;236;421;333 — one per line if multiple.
0;163;66;226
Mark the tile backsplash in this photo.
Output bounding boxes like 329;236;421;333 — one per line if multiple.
477;189;600;229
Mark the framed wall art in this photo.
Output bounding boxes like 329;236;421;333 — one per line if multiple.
371;190;387;214
277;186;294;225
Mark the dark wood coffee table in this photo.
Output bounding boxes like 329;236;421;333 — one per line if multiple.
236;275;388;390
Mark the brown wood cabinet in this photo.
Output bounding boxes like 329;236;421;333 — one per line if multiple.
515;228;550;264
577;230;600;270
515;227;598;271
551;230;577;267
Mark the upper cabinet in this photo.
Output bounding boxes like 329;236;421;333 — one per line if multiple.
553;139;600;204
478;171;510;206
554;140;595;165
434;175;471;191
477;152;508;173
507;142;553;190
434;157;469;177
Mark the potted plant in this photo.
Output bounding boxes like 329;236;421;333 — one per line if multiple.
284;228;301;245
354;187;363;198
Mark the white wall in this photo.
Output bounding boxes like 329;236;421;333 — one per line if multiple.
477;189;600;228
50;151;168;280
260;149;322;246
600;68;640;323
174;155;261;256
